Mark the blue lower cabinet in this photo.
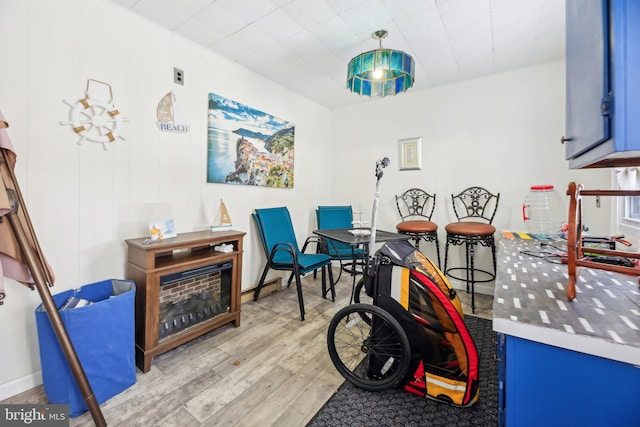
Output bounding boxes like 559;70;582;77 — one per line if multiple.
497;333;506;427
503;334;640;426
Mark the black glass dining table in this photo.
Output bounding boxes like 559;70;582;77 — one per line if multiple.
312;228;410;298
313;228;409;248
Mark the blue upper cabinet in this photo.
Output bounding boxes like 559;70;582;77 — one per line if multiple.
565;0;640;168
565;0;610;160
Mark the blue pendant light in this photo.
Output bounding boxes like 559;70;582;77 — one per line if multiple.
347;30;415;97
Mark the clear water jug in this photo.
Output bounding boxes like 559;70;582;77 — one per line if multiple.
522;185;565;237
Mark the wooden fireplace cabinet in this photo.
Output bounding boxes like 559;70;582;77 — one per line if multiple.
125;230;245;372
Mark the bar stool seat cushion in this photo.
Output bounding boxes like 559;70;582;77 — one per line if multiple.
445;221;495;237
396;219;438;234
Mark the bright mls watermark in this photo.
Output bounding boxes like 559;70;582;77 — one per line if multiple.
0;404;68;426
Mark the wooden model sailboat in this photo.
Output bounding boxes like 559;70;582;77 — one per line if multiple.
211;199;232;231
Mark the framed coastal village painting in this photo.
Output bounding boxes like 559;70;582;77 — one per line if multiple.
207;93;295;188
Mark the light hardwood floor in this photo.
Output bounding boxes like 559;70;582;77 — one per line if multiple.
2;270;494;426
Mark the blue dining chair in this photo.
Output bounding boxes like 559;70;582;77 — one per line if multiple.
316;206;367;281
253;207;335;321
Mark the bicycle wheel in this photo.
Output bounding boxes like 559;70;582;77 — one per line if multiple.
352;278;373;324
327;303;411;391
353;278;372;304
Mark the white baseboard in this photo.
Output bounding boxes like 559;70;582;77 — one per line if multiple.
0;371;42;401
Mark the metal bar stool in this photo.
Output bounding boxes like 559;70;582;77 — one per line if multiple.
443;187;499;313
395;188;440;267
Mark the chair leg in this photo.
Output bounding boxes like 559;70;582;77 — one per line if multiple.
491;237;497;278
321;267;327;299
465;242;471;293
433;234;441;268
253;264;271;301
468;241;476;314
292;265;305;321
330;266;336;301
324;264;336;301
443;236;450;275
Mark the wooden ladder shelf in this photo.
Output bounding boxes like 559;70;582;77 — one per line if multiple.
564;182;640;300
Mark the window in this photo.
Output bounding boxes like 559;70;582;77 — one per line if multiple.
615;168;640;245
623;196;640;221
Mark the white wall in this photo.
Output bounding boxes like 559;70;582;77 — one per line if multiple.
0;0;333;398
0;0;613;401
331;60;611;291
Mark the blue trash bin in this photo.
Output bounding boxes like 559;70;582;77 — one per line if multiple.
35;279;136;417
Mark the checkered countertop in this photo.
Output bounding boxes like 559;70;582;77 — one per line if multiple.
492;238;640;366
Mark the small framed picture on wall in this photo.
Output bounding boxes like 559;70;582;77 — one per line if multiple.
398;137;422;170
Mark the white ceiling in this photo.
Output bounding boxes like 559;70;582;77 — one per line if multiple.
108;0;566;109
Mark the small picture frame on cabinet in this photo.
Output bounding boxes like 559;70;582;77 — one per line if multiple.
398;137;422;170
146;202;177;239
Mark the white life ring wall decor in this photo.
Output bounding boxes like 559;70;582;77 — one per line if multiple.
60;79;128;150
